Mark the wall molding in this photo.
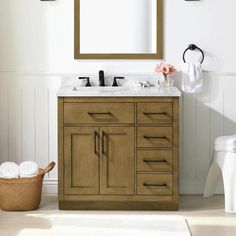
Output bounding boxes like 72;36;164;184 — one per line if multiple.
0;71;236;77
180;179;224;195
0;71;160;77
43;180;58;195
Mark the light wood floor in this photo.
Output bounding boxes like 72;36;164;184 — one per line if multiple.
0;195;235;236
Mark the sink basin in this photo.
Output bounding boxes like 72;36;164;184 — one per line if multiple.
73;86;132;93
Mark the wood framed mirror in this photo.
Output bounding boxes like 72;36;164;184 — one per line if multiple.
74;0;163;60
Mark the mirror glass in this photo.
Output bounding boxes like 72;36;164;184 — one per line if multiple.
75;0;163;59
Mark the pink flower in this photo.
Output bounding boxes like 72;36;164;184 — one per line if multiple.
154;62;176;76
168;65;176;76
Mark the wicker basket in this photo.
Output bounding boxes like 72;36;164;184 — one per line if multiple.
0;162;55;211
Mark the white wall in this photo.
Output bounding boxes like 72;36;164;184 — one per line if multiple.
0;0;236;194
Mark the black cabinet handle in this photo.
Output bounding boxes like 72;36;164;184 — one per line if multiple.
143;183;167;187
102;131;109;156
88;112;112;116
144;136;168;140
143;112;167;116
102;131;108;155
102;131;105;155
94;131;99;157
143;159;167;163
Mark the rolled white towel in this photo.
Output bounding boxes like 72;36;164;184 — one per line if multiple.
0;162;19;179
215;135;236;146
19;161;38;178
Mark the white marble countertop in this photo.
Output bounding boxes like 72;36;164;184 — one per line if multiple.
57;86;181;97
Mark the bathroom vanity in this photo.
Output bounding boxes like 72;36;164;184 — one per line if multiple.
57;86;181;210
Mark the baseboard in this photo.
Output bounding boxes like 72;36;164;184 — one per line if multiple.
43;179;224;195
43;179;58;194
179;179;224;194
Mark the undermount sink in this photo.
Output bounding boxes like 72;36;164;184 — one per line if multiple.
73;86;132;93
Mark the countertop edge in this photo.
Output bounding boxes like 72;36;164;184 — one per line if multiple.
56;86;182;97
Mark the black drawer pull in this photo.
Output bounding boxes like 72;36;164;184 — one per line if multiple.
102;131;108;156
88;112;112;116
102;131;105;155
143;159;167;163
143;112;167;116
144;136;168;140
143;183;167;187
94;131;99;157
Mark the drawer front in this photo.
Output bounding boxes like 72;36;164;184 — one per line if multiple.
137;127;172;148
137;103;172;124
64;103;134;124
137;150;172;172
137;174;172;195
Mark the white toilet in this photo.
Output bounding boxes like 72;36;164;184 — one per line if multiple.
204;135;236;213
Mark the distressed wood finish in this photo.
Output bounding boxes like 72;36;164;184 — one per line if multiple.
58;97;179;210
137;126;173;148
136;173;173;196
64;127;99;195
58;98;64;201
172;98;179;203
64;103;134;124
59;201;178;211
137;102;173;124
137;150;172;172
100;127;135;195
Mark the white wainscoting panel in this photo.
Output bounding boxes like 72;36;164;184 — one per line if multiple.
0;72;236;194
180;72;236;194
0;73;61;188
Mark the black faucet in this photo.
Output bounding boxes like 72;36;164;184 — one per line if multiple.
79;77;91;87
99;70;105;86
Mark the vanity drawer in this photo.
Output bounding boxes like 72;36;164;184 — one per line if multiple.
64;103;134;124
137;127;172;148
137;174;172;196
137;150;172;172
137;103;172;124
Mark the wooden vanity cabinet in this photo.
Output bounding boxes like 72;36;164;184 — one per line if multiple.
58;97;179;210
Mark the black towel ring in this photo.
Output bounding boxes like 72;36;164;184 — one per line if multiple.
183;44;205;64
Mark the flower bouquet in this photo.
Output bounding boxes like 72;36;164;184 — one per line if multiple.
154;62;176;87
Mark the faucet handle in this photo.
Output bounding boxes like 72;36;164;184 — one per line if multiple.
112;77;125;87
79;77;91;87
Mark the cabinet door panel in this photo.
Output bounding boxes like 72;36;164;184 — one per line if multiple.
64;127;99;195
100;127;135;195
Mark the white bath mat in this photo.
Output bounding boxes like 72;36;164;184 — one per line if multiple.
52;214;191;236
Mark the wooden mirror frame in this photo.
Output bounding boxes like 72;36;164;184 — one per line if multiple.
74;0;163;60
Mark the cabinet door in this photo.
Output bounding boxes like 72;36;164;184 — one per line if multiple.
100;127;135;195
64;127;99;195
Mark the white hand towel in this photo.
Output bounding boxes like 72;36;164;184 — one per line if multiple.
0;162;19;179
182;62;203;93
215;135;236;146
19;161;38;178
